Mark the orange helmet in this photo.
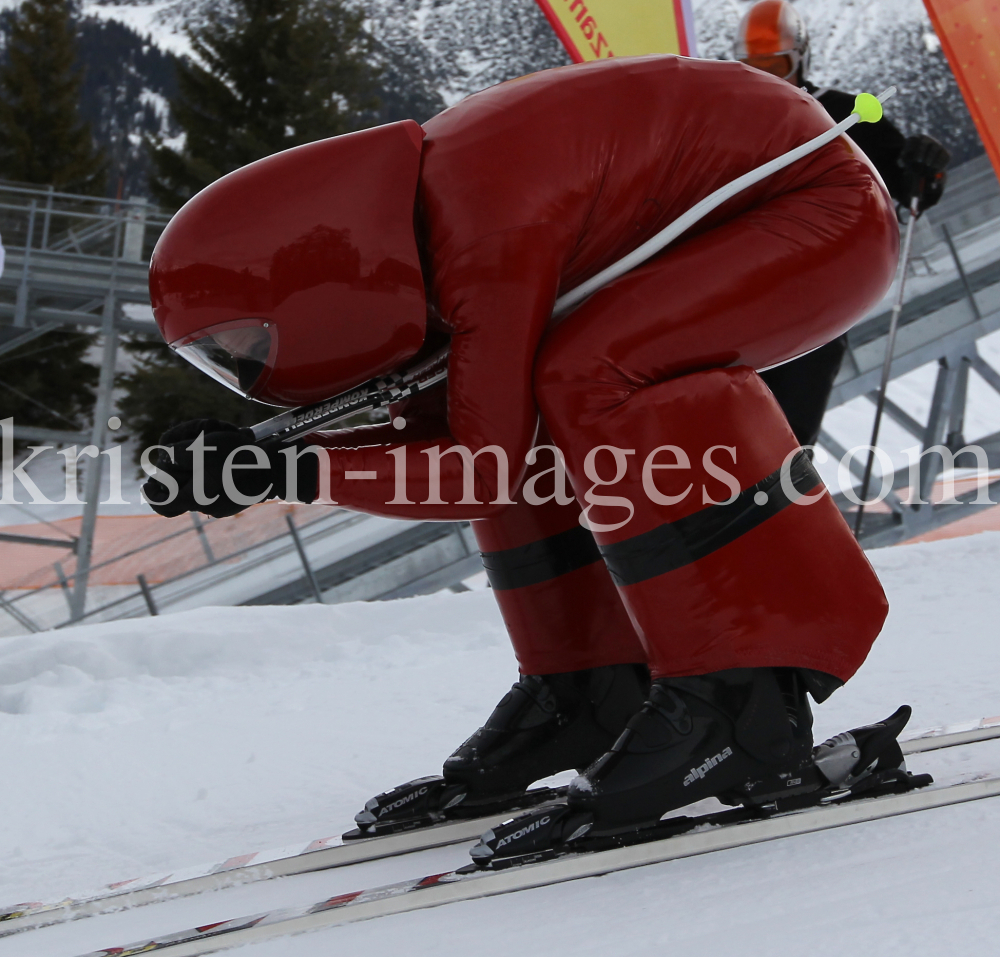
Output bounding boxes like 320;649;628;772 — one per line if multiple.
734;0;810;83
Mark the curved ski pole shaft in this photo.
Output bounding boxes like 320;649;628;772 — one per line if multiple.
853;193;921;539
552;88;896;316
249;89;896;444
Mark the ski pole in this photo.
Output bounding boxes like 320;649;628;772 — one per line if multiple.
853;193;922;538
250;345;450;443
251;89;896;444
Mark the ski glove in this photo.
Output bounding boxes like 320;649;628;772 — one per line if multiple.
899;134;950;213
142;418;319;519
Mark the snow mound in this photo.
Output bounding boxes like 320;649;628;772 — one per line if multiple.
0;590;515;904
0;592;508;714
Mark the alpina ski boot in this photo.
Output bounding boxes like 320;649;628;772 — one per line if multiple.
567;667;815;832
469;700;929;868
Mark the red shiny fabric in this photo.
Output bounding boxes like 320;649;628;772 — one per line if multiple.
471;451;647;675
149;121;427;406
309;57;897;517
300;55;899;680
533;365;888;680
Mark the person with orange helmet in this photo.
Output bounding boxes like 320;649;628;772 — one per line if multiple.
733;0;811;85
735;0;950;448
143;56;903;838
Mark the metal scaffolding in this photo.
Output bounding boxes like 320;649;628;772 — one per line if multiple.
0;151;999;631
0;183;168;620
821;153;1000;545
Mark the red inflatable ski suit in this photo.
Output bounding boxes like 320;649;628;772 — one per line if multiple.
307;57;897;682
158;56;901;684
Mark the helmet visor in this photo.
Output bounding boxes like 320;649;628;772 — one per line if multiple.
174;325;273;398
737;51;799;81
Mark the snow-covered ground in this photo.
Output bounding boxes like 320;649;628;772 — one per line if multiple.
1;530;999;955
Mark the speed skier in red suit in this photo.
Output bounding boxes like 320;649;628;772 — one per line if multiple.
145;55;901;835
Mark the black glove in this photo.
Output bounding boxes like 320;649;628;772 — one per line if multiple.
143;418;319;519
899;134;950;213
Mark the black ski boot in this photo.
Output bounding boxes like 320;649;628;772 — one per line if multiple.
443;664;650;798
468;684;931;869
349;663;648;837
566;667;815;832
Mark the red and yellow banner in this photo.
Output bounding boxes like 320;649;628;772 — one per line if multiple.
923;0;1000;177
534;0;697;62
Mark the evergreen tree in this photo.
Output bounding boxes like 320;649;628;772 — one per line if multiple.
0;0;105;192
76;17;181;198
149;0;379;209
0;1;105;446
0;330;98;435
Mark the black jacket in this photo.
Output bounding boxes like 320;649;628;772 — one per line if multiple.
806;82;909;204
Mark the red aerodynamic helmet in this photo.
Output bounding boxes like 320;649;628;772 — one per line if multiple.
149;120;428;408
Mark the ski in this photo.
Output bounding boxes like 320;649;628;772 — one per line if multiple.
899;714;1000;753
2;714;998;939
76;774;1000;957
0;783;565;937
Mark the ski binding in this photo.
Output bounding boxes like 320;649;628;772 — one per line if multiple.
467;706;934;871
345;775;568;839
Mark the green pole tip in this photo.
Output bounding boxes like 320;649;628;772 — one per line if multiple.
852;92;883;124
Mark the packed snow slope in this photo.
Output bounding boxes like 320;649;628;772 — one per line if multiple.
1;531;1000;954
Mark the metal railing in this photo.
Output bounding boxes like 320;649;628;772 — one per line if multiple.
820;154;1000;545
0;508;341;632
3;156;1000;631
0;181;170;265
0;504;482;634
0;180;173;619
0;181;167;364
0;177;489;632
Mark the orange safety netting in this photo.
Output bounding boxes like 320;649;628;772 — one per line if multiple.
0;502;339;591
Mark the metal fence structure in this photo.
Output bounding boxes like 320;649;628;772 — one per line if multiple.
0;505;482;633
1;152;1000;633
819;153;1000;545
0;183;174;623
0;180;485;630
0;182;168;356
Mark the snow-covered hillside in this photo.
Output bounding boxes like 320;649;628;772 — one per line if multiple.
1;530;999;955
695;0;982;161
33;0;982;196
358;0;980;157
0;4;182;196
